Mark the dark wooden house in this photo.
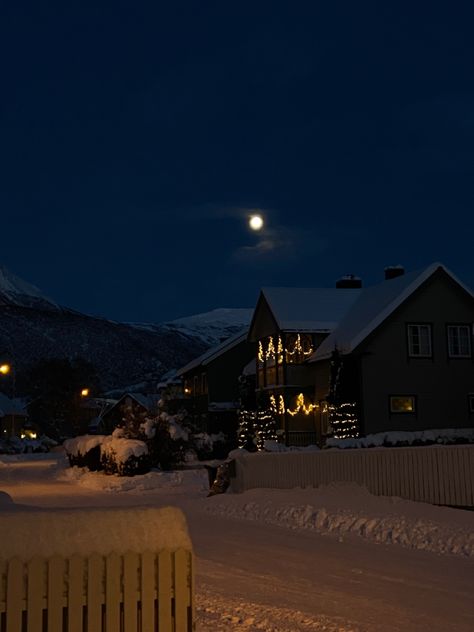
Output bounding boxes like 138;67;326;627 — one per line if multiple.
249;264;474;446
176;331;256;436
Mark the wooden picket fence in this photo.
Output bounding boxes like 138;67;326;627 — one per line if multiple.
0;549;193;632
229;444;474;507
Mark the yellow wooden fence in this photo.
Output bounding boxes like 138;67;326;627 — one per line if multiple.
0;548;193;632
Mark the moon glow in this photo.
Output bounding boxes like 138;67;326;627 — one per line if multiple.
249;214;264;231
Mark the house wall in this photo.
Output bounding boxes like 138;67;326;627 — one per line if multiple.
207;341;256;403
358;269;474;434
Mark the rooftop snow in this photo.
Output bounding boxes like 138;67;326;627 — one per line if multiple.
311;263;474;360
261;287;362;332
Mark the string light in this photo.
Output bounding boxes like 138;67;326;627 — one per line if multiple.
258;335;314;363
287;393;318;416
327;401;359;439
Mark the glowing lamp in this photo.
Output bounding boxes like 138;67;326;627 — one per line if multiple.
0;364;11;375
81;388;90;397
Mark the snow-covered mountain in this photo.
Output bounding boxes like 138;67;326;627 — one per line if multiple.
0;267;253;392
0;267;59;311
130;307;253;346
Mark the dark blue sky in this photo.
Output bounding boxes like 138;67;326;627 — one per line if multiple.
1;2;473;322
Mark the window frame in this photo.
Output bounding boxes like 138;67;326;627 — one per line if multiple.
407;323;433;358
446;324;472;358
389;395;417;415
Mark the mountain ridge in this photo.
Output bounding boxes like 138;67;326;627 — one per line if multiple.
0;266;252;392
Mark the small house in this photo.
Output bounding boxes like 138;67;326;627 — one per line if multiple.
176;331;256;436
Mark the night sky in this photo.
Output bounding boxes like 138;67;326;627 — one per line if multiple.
2;2;474;322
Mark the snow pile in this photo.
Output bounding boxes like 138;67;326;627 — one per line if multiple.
102;431;148;464
63;435;106;457
196;588;360;632
0;506;191;560
326;427;474;449
61;465;209;494
205;484;474;558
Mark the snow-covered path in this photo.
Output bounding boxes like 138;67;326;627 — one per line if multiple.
1;455;474;631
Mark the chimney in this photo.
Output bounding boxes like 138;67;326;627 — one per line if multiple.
336;274;362;289
384;265;405;281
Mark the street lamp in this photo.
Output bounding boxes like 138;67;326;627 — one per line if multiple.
81;388;90;397
0;362;15;436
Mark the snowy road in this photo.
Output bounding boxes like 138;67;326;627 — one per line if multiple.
1;455;474;631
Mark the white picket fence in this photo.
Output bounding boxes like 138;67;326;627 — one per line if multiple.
0;507;194;632
229;444;474;507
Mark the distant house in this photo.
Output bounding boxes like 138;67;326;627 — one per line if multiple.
92;393;160;434
0;393;28;438
175;331;256;436
249;264;474;446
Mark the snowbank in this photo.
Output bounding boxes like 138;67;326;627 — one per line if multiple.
205;484;474;558
0;505;191;560
327;428;474;449
61;465;209;494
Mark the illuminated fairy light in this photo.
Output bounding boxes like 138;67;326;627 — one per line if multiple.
258;335;314;363
328;401;359;439
287;392;318;416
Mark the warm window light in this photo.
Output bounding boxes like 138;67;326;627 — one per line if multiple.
0;364;11;375
81;388;90;397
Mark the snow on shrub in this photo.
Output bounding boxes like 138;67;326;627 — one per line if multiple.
63;435;106;471
100;429;150;476
0;434;58;455
326;427;474;449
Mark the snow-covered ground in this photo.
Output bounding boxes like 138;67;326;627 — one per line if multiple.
1;453;474;631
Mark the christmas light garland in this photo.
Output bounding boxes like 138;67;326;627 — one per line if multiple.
270;392;318;416
258;334;313;363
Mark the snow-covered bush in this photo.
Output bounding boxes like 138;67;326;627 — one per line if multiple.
100;429;150;476
0;434;58;455
63;435;106;471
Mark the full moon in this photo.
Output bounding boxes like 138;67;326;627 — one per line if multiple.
249;214;264;231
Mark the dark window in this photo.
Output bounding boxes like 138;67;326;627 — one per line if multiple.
390;395;416;413
193;375;199;395
201;373;207;394
407;324;432;357
447;325;472;358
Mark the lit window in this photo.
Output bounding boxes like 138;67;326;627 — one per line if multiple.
390;396;416;413
407;324;432;357
447;325;471;358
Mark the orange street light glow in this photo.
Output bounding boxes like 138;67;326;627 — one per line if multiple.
81;388;90;397
0;364;11;375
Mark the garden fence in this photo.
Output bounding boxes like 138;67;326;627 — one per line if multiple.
229;444;474;507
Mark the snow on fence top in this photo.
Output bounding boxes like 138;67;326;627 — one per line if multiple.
0;506;191;560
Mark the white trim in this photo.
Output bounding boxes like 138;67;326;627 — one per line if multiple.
447;325;472;358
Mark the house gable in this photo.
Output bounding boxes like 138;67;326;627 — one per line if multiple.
248;293;280;342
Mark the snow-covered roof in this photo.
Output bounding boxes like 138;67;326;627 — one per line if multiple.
311;263;473;361
175;329;249;376
261;287;362;332
0;393;27;417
